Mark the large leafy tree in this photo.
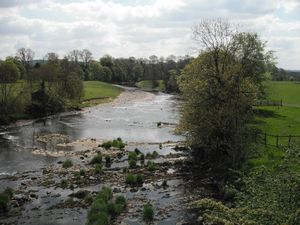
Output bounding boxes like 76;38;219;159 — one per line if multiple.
178;19;272;172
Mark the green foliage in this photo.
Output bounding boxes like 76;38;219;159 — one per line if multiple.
146;161;156;171
101;138;125;150
125;173;136;186
178;20;271;172
136;174;144;185
134;148;141;155
96;187;113;203
105;155;111;165
60;179;68;189
86;187;126;225
0;188;13;213
115;195;127;208
190;198;284;225
79;169;86;176
94;164;103;174
128;151;138;161
62;159;73;169
129;159;137;168
143;203;154;221
90;154;102;164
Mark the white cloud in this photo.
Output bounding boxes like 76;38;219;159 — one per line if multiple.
0;0;299;69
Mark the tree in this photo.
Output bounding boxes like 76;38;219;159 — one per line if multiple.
0;60;20;114
80;49;92;80
178;19;271;172
44;52;59;65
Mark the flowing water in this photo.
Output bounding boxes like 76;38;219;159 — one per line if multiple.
0;88;197;225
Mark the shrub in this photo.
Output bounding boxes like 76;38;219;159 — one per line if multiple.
162;180;168;188
125;174;137;186
136;174;144;185
146;161;156;171
152;151;159;158
62;159;73;169
128;152;138;161
140;153;145;161
79;169;86;176
90;154;102;164
87;211;109;225
101;138;125;150
134;148;141;155
129;159;137;168
146;152;152;159
115;195;127;208
105;155;111;164
101;141;112;149
69;190;90;199
0;193;9;213
143;203;154;221
96;187;113;203
94;164;103;174
60;179;68;189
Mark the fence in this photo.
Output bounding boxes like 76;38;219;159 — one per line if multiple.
255;132;300;147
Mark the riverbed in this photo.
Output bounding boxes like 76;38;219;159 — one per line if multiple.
0;88;214;225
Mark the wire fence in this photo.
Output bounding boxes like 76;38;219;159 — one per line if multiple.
254;132;300;147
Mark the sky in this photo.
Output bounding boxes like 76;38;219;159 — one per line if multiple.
0;0;299;69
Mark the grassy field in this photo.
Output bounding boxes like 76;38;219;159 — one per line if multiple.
265;81;300;106
135;80;165;91
249;81;300;168
82;81;122;107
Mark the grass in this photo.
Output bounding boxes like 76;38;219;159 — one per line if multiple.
265;81;300;106
136;80;166;91
82;81;122;107
249;80;300;170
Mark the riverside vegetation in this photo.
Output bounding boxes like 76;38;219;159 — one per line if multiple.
179;19;300;224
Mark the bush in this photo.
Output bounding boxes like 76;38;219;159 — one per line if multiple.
143;203;154;221
147;161;156;171
60;179;68;189
101;138;125;150
152;151;159;158
140;153;145;161
86;187;126;225
115;195;127;208
128;152;138;161
96;187;113;203
125;174;137;186
101;141;112;150
69;190;90;199
79;169;86;176
129;159;137;168
62;159;73;169
0;193;9;213
136;174;144;185
105;155;111;164
90;154;102;164
134;148;141;155
94;164;103;174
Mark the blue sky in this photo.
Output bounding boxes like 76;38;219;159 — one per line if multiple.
0;0;299;69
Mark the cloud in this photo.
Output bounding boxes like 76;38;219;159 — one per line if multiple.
0;0;299;69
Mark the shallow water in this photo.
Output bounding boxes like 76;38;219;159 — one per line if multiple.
0;89;194;225
0;90;183;175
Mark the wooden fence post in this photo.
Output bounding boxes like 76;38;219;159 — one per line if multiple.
276;135;279;147
264;133;267;146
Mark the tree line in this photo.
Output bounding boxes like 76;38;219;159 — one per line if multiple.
0;48;192;124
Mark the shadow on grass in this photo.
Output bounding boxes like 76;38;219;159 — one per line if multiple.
253;108;285;119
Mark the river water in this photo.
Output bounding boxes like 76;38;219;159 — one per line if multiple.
0;88;196;225
0;89;183;175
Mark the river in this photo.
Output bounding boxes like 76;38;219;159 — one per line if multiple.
0;88;206;225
